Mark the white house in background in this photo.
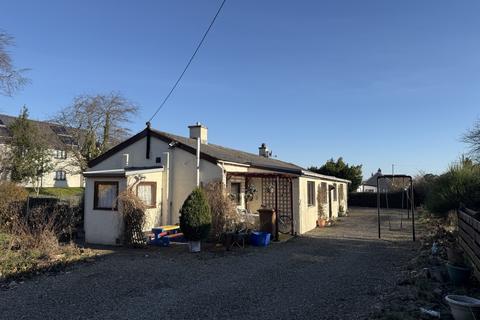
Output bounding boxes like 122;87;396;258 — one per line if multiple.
356;168;392;193
83;123;350;245
0;113;83;188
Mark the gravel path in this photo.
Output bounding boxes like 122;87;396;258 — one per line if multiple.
0;208;420;320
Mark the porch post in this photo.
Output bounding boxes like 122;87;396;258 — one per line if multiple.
274;176;279;241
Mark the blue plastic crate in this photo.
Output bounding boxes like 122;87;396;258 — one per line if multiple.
250;231;271;247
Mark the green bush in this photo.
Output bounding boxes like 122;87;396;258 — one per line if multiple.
425;162;480;215
179;188;211;241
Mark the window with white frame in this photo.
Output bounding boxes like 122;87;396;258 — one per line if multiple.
136;182;156;208
54;149;67;159
307;181;315;206
54;170;66;180
94;181;119;210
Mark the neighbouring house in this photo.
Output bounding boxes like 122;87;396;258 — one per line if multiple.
84;123;350;245
0;113;83;188
356;168;392;193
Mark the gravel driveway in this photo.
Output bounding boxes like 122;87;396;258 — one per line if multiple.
0;208;420;320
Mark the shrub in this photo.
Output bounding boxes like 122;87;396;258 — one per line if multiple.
203;181;237;240
179;188;211;241
0;181;28;231
426;162;480;215
118;189;147;247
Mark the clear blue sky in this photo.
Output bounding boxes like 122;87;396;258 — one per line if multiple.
1;0;479;179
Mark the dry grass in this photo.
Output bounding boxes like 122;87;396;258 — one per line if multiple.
0;182;94;282
203;181;237;240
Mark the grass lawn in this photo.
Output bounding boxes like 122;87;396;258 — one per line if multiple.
26;187;84;198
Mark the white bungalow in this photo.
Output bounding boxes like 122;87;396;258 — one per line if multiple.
84;123;350;245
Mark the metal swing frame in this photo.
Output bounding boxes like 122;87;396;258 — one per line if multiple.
376;174;416;242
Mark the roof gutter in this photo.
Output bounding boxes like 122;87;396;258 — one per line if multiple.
301;170;351;183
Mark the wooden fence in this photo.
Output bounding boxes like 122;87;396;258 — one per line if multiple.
457;207;480;278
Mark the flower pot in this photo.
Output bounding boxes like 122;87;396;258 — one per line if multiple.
447;247;465;266
445;295;480;320
317;218;326;228
447;263;472;285
188;241;201;253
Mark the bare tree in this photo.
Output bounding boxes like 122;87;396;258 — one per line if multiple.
54;92;139;172
463;120;480;161
0;31;29;96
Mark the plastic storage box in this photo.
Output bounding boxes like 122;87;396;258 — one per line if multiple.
250;231;271;247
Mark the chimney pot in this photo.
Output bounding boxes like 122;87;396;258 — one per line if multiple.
259;143;271;158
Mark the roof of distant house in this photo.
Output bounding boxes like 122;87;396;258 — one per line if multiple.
0;113;77;147
362;168;392;190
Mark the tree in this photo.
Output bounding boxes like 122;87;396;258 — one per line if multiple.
463;120;480;161
53;92;139;172
7;107;53;194
0;31;28;96
179;188;212;242
308;157;362;193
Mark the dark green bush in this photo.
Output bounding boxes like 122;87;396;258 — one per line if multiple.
179;188;211;241
426;162;480;215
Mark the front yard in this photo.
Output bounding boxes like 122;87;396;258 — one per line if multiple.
0;208;421;320
0;231;99;284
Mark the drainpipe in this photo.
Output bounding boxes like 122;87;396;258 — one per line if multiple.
196;137;200;187
217;161;227;187
162;151;170;225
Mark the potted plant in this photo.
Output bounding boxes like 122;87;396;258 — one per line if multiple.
179;188;211;252
317;216;327;228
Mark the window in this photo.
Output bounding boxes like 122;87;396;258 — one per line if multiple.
339;184;344;202
333;183;338;201
307;181;315;206
136;182;157;208
54;170;66;180
230;182;241;205
55;149;67;159
320;182;328;204
94;181;119;210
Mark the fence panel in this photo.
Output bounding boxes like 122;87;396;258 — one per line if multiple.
458;208;480;279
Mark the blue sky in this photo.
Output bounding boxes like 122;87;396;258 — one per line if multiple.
1;0;479;178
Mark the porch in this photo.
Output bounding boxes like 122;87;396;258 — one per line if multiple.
226;172;297;239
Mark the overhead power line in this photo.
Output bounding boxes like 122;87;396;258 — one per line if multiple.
147;0;227;123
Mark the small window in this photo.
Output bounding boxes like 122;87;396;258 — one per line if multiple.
339;184;344;202
94;181;119;210
55;150;67;159
54;170;66;180
136;182;157;208
333;183;338;201
320;182;328;204
230;182;241;205
307;181;315;206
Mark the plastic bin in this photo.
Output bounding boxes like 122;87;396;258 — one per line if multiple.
250;231;271;247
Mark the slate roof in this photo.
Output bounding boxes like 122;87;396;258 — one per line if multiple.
89;127;306;175
152;129;304;174
0;113;78;148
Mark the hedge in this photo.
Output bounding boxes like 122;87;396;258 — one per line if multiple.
348;191;422;208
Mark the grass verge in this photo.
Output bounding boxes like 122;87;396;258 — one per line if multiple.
26;187;84;198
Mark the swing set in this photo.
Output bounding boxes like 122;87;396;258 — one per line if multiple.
376;174;416;241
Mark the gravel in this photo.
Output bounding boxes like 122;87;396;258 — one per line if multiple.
0;208;419;320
